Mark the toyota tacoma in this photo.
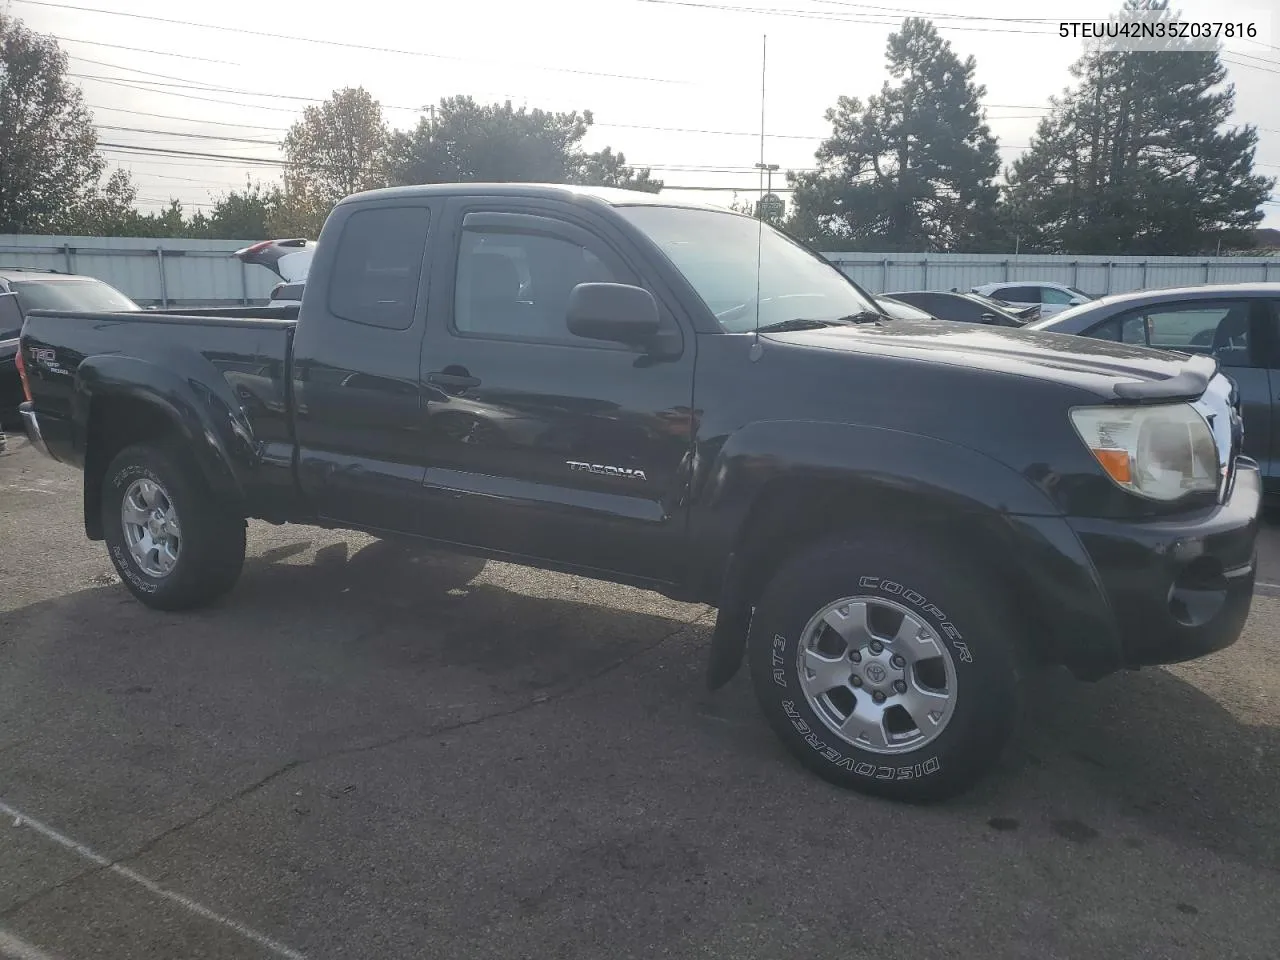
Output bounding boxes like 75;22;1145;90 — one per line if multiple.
15;183;1260;801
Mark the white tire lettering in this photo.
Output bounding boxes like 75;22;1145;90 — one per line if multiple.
860;575;973;663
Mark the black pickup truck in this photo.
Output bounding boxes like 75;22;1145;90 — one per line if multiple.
15;183;1261;801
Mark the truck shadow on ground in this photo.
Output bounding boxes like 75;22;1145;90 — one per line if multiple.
5;534;1277;872
211;534;709;692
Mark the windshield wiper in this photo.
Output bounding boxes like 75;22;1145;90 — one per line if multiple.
756;311;884;333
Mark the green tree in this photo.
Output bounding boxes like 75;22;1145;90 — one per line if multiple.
572;146;662;193
201;179;276;239
390;97;659;191
786;18;1000;252
62;169;140;235
283;86;391;207
1002;13;1274;254
0;12;130;234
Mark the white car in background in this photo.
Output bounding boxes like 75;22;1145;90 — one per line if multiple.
971;280;1093;318
233;238;314;306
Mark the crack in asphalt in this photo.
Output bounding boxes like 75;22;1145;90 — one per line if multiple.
2;607;713;921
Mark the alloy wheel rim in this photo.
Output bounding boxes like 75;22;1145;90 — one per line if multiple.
120;478;181;578
795;595;958;755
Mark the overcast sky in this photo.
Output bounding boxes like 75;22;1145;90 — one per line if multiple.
7;0;1279;233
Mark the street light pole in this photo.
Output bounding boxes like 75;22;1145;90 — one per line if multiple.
754;162;779;219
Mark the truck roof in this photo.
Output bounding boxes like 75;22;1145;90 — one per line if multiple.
338;182;724;212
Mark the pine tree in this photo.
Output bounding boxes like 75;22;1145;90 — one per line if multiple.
787;18;1001;252
1003;9;1274;254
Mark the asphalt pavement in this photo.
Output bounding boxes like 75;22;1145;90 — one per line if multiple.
1;435;1279;960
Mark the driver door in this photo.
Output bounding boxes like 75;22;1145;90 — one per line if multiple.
415;199;698;584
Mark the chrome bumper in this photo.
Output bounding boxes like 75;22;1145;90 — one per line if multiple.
19;402;54;460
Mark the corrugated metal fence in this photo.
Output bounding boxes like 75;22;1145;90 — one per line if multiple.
3;235;1279;306
822;251;1280;296
0;234;277;307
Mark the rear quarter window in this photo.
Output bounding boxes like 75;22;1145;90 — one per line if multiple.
327;206;431;330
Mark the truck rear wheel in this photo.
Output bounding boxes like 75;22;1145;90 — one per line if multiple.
748;534;1022;802
101;443;246;611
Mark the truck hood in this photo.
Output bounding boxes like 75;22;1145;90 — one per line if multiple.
770;319;1218;402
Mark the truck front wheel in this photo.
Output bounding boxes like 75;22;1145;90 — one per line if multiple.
748;534;1022;802
101;443;246;611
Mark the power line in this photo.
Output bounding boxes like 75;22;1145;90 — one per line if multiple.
113;168;254;186
1223;56;1280;77
71;71;422;112
13;0;691;85
87;104;286;132
98;125;281;146
68;45;1055;146
797;0;1056;24
71;74;332;114
1229;50;1280;69
99;142;284;166
69;55;258;88
597;120;822;139
634;0;1055;34
52;34;241;65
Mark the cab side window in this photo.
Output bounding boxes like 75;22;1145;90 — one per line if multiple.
453;226;624;346
328;206;431;331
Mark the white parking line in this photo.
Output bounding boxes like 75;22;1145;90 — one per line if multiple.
0;928;61;960
0;800;307;960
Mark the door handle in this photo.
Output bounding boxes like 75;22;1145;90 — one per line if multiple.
426;370;481;389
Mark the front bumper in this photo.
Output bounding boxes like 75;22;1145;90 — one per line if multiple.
1067;457;1261;669
19;401;54;460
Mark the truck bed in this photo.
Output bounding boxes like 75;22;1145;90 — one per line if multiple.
19;307;300;520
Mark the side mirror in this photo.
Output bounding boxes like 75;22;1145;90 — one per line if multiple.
567;282;660;346
1068;297;1085;306
980;312;998;324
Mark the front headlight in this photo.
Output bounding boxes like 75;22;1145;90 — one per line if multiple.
1069;403;1219;501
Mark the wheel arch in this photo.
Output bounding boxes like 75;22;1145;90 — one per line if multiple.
77;357;250;540
695;421;1120;688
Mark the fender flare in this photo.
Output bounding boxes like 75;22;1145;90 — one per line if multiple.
691;420;1114;688
75;354;255;534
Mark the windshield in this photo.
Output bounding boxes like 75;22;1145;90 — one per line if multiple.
11;278;139;313
1067;285;1091;299
616;205;878;332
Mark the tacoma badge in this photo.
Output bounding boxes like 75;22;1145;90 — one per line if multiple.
566;461;648;482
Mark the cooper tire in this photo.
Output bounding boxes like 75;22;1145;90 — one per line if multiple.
102;442;246;611
748;533;1022;802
